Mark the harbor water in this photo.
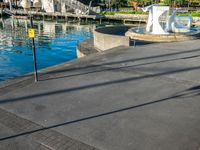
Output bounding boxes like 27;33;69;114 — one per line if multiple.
0;18;94;81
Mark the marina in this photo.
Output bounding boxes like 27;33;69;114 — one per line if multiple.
0;18;94;81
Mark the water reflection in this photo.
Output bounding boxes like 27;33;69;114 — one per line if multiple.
0;18;94;81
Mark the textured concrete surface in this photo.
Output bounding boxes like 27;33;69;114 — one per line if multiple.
0;40;200;149
0;105;98;150
77;38;98;58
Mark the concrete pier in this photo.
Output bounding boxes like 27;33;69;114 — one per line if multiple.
0;40;200;149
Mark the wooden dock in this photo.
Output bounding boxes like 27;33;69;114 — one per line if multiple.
2;9;103;21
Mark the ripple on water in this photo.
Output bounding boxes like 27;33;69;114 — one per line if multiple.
0;19;94;81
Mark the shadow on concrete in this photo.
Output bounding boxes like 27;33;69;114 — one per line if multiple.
0;84;199;141
130;40;155;46
1;65;200;105
43;47;200;77
174;85;200;98
41;54;200;81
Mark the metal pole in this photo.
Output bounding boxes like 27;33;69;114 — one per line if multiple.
109;0;111;11
9;0;12;11
133;40;136;47
187;0;190;10
30;16;38;82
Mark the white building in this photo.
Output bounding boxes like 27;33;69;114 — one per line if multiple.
15;0;100;14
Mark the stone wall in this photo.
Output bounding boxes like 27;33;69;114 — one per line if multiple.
105;14;200;25
94;26;130;51
105;14;148;22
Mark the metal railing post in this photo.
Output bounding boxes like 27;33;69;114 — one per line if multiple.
30;16;38;82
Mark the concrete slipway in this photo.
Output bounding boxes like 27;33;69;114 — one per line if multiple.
0;40;200;150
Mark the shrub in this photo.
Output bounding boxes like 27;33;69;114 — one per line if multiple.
100;11;115;15
177;11;200;17
101;11;148;15
101;10;200;17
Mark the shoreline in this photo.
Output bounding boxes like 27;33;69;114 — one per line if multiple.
1;30;199;92
0;38;100;94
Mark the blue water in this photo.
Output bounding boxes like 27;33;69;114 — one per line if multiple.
0;19;94;81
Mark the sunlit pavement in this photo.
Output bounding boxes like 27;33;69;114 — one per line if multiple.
0;40;200;150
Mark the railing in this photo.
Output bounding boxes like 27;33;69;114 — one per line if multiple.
2;0;101;17
64;0;100;15
2;8;14;15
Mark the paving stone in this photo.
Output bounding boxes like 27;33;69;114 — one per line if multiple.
0;108;99;150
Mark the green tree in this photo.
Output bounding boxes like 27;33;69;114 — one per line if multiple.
163;0;188;6
128;0;151;10
104;0;128;7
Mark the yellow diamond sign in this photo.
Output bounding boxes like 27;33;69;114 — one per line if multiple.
28;28;35;38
